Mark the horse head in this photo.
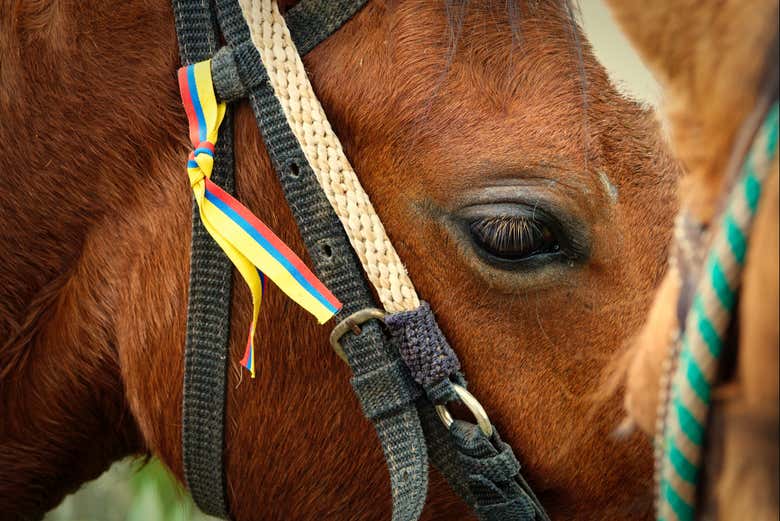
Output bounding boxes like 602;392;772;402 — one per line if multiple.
0;1;680;519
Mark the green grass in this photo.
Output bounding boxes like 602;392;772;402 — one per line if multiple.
44;458;218;521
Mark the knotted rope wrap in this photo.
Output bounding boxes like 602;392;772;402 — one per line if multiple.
657;102;779;521
178;60;342;376
384;303;461;386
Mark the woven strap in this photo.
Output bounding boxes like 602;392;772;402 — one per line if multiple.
384;302;461;386
421;410;549;521
656;102;779;521
422;392;547;521
285;0;369;55
172;1;235;518
386;310;548;521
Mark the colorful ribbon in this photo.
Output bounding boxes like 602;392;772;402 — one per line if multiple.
178;60;342;377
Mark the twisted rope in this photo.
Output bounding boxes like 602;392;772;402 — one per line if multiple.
657;102;778;521
236;0;420;313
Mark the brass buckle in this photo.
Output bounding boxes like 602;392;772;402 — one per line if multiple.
435;384;493;437
329;308;387;363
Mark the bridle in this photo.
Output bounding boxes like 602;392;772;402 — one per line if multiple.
654;65;779;519
172;1;550;520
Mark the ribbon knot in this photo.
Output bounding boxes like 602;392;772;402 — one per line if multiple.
178;60;342;377
187;142;216;187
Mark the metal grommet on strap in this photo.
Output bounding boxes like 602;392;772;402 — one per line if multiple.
435;383;493;437
329;308;386;362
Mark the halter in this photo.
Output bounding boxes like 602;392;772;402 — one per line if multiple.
172;1;550;520
655;96;779;519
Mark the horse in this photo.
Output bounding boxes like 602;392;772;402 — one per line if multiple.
603;0;779;519
0;1;680;519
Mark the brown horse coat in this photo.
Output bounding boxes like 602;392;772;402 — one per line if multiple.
0;1;679;519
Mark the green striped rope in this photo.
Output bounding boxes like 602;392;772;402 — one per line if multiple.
657;101;779;521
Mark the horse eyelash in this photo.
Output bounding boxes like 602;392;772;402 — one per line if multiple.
470;215;552;254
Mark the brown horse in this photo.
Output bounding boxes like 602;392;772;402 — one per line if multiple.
603;0;779;519
0;1;679;520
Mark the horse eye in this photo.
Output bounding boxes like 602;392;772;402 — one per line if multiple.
469;216;560;262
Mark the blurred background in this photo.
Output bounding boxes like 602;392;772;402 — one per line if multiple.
43;2;658;520
44;460;215;521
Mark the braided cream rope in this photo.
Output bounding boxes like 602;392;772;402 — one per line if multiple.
237;0;420;313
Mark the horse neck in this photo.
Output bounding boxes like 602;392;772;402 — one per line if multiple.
0;2;176;516
0;239;144;519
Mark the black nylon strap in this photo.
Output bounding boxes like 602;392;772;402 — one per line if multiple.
419;403;549;521
173;0;217;63
173;1;234;518
285;0;369;55
181;117;234;518
386;305;548;521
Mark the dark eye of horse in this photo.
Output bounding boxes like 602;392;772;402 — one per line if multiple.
469;216;560;261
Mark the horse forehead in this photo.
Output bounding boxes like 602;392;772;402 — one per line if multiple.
385;1;581;81
303;1;619;199
300;1;593;121
314;7;593;135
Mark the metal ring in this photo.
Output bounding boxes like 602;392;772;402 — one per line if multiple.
435;384;493;437
329;308;386;363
